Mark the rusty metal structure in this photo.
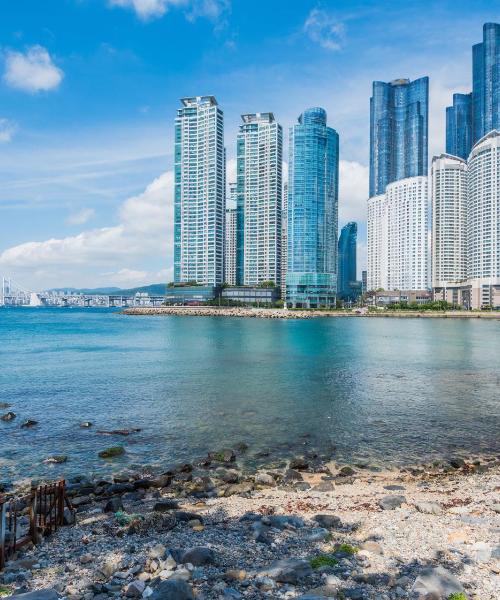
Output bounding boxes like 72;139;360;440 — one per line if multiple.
0;480;74;569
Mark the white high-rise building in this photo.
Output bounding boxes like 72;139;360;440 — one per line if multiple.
225;182;237;286
467;130;500;308
281;183;288;298
431;154;468;303
367;176;430;291
236;113;282;286
174;96;225;285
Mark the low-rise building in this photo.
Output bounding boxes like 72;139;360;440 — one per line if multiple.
221;286;281;305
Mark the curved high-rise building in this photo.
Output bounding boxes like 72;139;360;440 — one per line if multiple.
287;107;339;308
369;77;429;197
467;130;500;308
431;155;468;295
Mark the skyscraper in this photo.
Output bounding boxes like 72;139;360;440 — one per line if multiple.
236;113;282;286
431;155;468;299
472;23;500;143
281;183;288;299
369;77;429;197
287;107;339;308
174;96;225;285
225;182;237;286
446;93;473;160
368;177;430;291
337;222;357;301
467;130;500;308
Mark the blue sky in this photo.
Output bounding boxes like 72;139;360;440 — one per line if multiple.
0;0;497;289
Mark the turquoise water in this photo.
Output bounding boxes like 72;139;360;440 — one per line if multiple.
1;307;499;482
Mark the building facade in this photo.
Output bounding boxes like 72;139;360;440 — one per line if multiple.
224;207;237;285
446;93;473;160
472;23;500;144
370;77;429;197
467;130;500;308
236;113;282;287
281;183;288;299
287;107;339;308
174;96;225;285
368;177;430;291
337;222;358;301
431;154;468;304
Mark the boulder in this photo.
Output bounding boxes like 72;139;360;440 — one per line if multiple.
209;449;235;463
21;419;38;428
254;472;275;486
448;457;466;469
411;565;463;598
290;457;309;470
1;411;16;421
224;482;253;496
149;580;194;600
415;501;442;515
98;446;125;459
153;499;179;512
104;496;123;513
180;547;215;566
379;495;406;510
126;580;145;598
256;558;312;584
314;514;343;529
6;591;58;600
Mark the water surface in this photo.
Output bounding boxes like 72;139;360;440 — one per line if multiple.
1;308;499;482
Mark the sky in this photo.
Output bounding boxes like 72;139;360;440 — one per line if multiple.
0;0;497;290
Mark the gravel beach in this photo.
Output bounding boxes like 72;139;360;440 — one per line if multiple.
1;456;499;600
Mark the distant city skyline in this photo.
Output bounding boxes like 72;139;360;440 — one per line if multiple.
0;1;497;289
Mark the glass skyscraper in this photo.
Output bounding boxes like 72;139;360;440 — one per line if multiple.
337;222;357;301
369;77;429;197
236;113;282;286
286;107;339;308
447;23;499;154
446;93;473;160
174;96;225;285
473;23;500;143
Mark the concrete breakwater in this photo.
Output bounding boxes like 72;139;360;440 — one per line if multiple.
123;306;500;319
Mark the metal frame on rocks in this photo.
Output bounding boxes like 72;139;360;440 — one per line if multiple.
0;479;74;569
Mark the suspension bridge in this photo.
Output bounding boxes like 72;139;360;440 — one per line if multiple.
0;276;166;308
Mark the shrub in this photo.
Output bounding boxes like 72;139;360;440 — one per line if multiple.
309;554;338;569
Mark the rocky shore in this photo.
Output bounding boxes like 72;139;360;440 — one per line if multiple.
2;452;499;600
122;307;500;320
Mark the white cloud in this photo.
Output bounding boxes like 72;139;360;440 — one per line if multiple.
66;207;95;226
109;0;229;21
304;9;345;51
3;45;64;93
338;159;369;224
0;118;16;143
0;171;173;287
103;267;149;285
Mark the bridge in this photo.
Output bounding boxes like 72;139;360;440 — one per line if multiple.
1;277;166;308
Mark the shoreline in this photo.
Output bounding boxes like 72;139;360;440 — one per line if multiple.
2;454;499;599
122;306;500;319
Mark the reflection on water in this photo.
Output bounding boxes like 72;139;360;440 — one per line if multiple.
0;308;499;481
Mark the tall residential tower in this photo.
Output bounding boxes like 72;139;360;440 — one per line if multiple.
337;222;358;301
174;96;225;285
446;93;473;160
236;113;282;286
287;107;339;307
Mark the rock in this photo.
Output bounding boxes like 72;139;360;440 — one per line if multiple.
209;449;235;463
290;457;309;470
283;468;303;482
306;527;330;542
265;515;304;529
104;496;123;513
314;514;343;529
7;591;58;600
1;411;16;421
254;472;275;486
256;558;312;584
415;501;442;515
63;507;76;525
180;546;215;566
384;484;405;491
411;565;464;598
252;521;271;544
491;503;500;514
72;495;91;507
98;446;125;459
80;553;93;564
0;402;11;409
99;558;123;578
126;580;145;598
343;588;366;600
153;499;179;512
313;481;335;492
339;466;356;476
360;541;383;555
223;588;242;599
133;478;154;489
168;568;190;581
471;541;491;563
149;580;194;600
218;469;240;483
108;482;134;494
224;482;253;496
149;544;167;559
44;455;68;464
21;419;38;428
80;421;93;427
174;511;204;523
448;457;466;469
224;569;247;582
379;495;406;510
